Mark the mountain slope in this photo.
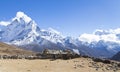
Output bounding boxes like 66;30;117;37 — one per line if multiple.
111;51;120;61
0;42;35;55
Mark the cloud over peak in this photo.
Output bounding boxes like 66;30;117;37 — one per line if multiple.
79;28;120;44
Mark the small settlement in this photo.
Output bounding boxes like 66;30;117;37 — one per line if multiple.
0;49;80;60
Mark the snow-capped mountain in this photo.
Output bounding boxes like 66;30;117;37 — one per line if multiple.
0;11;66;52
0;12;63;44
40;28;64;44
1;12;40;43
78;28;120;58
1;11;120;58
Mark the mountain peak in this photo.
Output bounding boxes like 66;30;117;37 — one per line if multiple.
12;11;32;23
16;12;26;18
48;28;60;35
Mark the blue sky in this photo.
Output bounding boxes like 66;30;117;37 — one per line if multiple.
0;0;120;37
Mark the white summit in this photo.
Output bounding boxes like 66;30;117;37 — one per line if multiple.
12;11;32;23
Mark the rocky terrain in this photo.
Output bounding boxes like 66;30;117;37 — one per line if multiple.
0;57;119;72
0;42;119;72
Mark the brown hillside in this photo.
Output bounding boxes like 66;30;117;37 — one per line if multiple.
0;42;35;55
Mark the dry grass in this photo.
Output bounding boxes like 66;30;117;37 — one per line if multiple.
0;42;35;55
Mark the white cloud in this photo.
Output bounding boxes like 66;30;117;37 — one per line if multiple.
101;34;117;42
94;28;120;35
79;33;100;43
110;28;120;34
93;29;110;35
0;21;10;26
79;28;120;44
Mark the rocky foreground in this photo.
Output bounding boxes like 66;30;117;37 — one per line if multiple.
0;57;119;72
0;42;120;72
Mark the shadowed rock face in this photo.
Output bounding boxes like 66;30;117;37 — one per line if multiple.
111;51;120;61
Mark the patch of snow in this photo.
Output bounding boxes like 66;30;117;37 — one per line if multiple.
0;21;10;26
12;11;32;23
48;28;61;35
73;49;80;55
